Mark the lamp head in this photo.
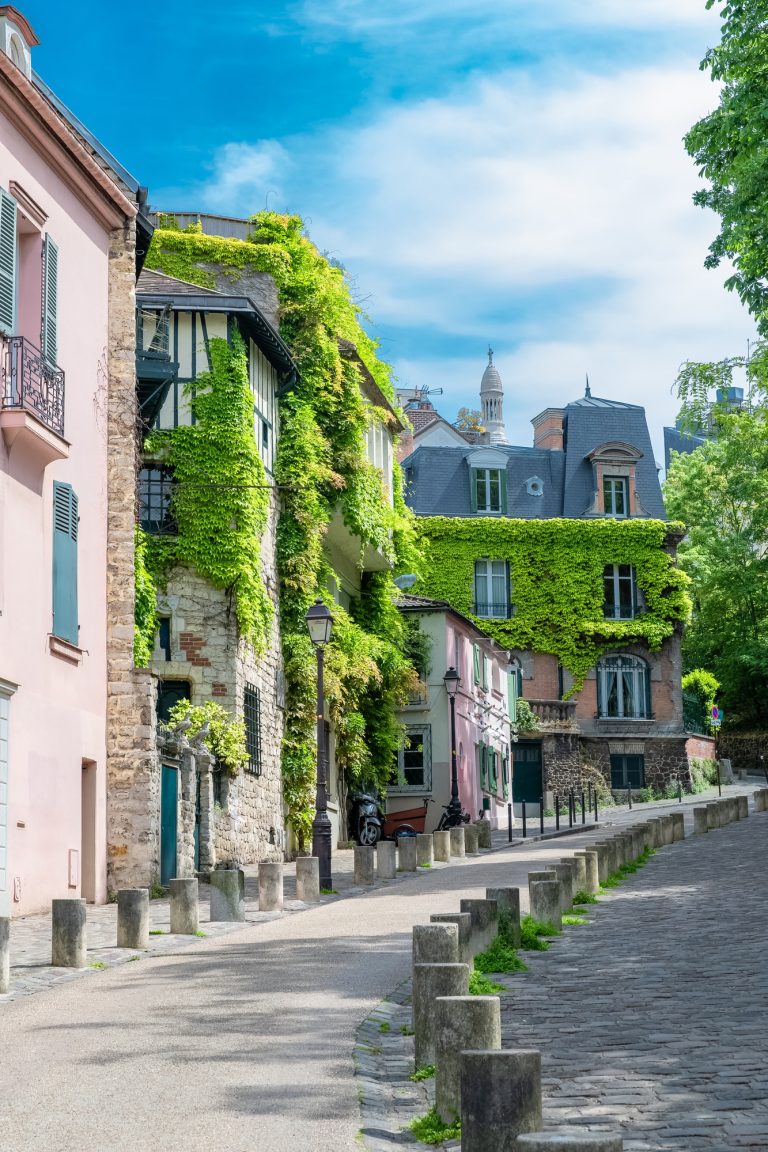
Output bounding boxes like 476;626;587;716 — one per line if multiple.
443;665;461;698
306;597;333;647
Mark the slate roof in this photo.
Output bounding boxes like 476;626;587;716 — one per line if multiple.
137;269;219;296
402;393;666;521
663;425;706;473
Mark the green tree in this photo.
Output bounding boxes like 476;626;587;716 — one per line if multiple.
455;407;485;433
665;392;768;726
686;1;768;327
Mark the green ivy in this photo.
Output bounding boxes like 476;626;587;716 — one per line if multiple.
134;525;158;667
166;698;248;776
146;214;423;846
142;331;273;653
413;517;691;692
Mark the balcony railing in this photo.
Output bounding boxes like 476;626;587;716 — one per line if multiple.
473;601;515;620
528;699;578;727
1;335;65;436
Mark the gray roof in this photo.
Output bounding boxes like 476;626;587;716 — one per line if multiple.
663;425;706;473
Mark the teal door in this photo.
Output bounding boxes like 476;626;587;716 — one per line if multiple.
160;764;178;885
512;743;542;805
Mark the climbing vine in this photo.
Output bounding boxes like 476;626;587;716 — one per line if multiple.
145;215;422;847
134;525;158;666
413;517;691;693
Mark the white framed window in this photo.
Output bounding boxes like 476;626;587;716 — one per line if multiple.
597;655;651;719
604;476;629;517
472;468;504;514
474;559;510;618
603;564;637;619
390;726;432;792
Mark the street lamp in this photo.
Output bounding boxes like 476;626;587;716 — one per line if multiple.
443;665;462;821
306;598;333;889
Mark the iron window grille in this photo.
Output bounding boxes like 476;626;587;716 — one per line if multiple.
603;564;638;619
391;726;431;792
597;655;652;719
243;683;262;776
138;466;176;534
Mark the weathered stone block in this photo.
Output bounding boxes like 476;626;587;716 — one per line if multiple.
434;995;501;1124
461;1049;542;1152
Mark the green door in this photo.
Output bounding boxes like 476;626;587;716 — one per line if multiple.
512;742;542;805
160;764;178;885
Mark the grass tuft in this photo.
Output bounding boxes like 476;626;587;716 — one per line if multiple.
149;929;165;936
400;1024;415;1036
89;961;107;969
573;889;599;905
409;1108;461;1144
520;915;561;950
379;1021;390;1034
320;888;338;895
469;970;504;995
474;936;528;974
562;914;589;925
409;1064;436;1082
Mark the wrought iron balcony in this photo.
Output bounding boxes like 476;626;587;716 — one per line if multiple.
1;335;65;436
473;601;515;620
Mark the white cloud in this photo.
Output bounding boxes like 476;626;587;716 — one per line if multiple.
156;140;291;214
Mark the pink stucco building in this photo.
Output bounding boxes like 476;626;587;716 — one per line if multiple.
0;8;142;915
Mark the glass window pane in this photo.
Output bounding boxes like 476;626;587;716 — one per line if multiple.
476;470;487;511
489;471;500;511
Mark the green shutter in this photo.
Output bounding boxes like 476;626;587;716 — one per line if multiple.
508;667;519;724
42;235;58;365
505;560;512;618
0;189;17;336
473;644;480;684
52;481;78;644
469;468;478;513
499;468;507;514
490;749;498;790
479;743;487;788
482;654;488;690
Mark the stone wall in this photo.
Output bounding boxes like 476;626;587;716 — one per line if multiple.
540;733;582;796
715;732;768;772
581;736;691;795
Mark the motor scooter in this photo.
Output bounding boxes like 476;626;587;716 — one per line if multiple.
348;791;384;846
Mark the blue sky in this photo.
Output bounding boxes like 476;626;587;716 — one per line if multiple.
26;1;752;461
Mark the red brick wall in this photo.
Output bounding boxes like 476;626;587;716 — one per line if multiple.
686;736;716;760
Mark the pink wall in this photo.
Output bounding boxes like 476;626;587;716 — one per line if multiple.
0;107;111;915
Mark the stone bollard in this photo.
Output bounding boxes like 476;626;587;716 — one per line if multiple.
590;844;610;885
412;963;469;1068
354;845;375;886
413;923;460;968
296;857;320;901
550;862;576;913
51;899;87;968
486;886;521;947
717;799;730;826
259;862;283;911
706;802;720;830
659;815;675;846
693;807;709;836
595;841;617;879
558;857;579;899
529;880;562;931
730;797;740;822
669;812;684;843
464;825;480;856
170;877;199;934
516;1134;624;1150
527;870;559;916
460;898;498;955
399;835;418;872
434;995;501;1124
416;833;435;867
449;826;466;858
575;850;599;894
637;822;654;853
612;835;628;868
570;854;587;892
631;826;645;858
461;1049;542;1152
477;820;492;849
0;917;9;994
209;868;245;922
431;912;473;964
738;794;749;820
646;819;662;850
116;889;149;950
377;841;397;880
753;790;765;813
433;830;451;861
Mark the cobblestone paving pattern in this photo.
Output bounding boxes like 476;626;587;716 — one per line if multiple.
500;812;768;1151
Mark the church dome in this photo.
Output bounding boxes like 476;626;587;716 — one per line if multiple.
480;348;503;393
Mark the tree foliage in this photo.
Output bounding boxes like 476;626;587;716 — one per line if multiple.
686;1;768;328
455;407;486;433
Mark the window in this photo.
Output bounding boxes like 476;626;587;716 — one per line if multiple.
391;726;431;791
471;468;505;514
604;476;628;517
474;559;510;618
603;564;637;619
52;480;78;645
243;683;262;775
610;754;645;789
597;655;651;719
139;467;175;534
157;618;172;661
473;644;480;685
156;680;190;724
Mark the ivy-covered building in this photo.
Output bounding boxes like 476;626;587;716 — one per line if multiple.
404;363;697;804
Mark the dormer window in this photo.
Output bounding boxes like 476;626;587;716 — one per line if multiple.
0;9;39;81
604;476;628;517
467;447;508;515
585;441;644;519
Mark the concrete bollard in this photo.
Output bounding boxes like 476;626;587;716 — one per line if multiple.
0;917;9;994
659;816;675;846
646;819;662;849
170;877;199;934
377;840;397;880
259;862;283;911
591;844;610;885
527;870;559;915
550;862;575;913
631;826;645;858
464;825;480;855
730;797;740;822
354;845;375;886
461;1049;542;1152
738;795;749;820
529;880;562;931
612;835;628;868
670;812;685;842
595;841;617;879
413;963;469;1068
51;899;87;968
413;923;460;967
717;799;730;826
557;858;579;900
706;802;720;830
477;820;492;849
296;856;320;902
693;807;709;835
434;995;501;1124
398;835;418;872
433;830;451;861
431;912;473;964
460;898;498;954
575;850;599;894
516;1134;624;1150
486;886;521;947
209;868;245;922
416;833;435;867
116;889;149;950
449;826;466;858
753;790;765;813
637;822;654;853
569;854;587;892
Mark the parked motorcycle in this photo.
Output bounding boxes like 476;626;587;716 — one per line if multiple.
436;802;471;831
348;791;384;846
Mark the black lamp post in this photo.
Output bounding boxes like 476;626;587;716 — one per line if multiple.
306;598;333;890
444;665;462;820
